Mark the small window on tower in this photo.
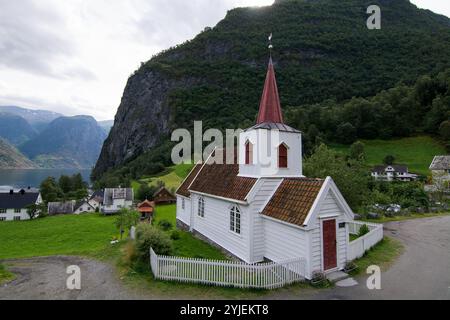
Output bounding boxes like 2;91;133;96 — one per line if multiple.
278;143;288;168
245;141;253;165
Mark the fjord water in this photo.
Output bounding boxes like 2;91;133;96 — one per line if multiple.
0;169;92;189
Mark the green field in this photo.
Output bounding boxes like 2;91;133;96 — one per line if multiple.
132;164;195;194
0;214;118;260
330;136;445;176
153;204;226;260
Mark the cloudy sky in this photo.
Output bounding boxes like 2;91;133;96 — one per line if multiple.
0;0;448;121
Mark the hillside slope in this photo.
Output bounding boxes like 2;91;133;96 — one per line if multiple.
20;116;107;169
93;0;450;179
0;113;37;146
0;138;36;169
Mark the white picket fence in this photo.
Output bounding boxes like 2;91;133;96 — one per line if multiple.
150;248;306;289
348;221;384;260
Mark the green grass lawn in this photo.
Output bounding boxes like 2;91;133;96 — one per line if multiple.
330;136;445;176
0;214;119;260
153;204;226;260
132;164;195;194
0;264;15;285
349;237;404;276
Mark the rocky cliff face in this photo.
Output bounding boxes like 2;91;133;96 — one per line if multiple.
93;69;200;177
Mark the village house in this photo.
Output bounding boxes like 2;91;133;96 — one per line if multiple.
175;58;368;280
154;187;176;205
371;165;418;181
101;188;134;214
74;200;96;214
430;155;450;190
89;190;104;210
0;189;43;221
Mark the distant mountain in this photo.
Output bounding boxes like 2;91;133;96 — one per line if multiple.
0;106;63;132
0;138;36;169
98;120;114;134
19;116;107;169
0;112;37;146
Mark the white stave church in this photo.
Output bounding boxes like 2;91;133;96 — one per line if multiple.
176;58;357;279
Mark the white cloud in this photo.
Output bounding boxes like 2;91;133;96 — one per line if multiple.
410;0;450;17
0;0;273;121
0;0;448;121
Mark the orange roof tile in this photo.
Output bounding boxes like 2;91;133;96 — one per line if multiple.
262;178;325;227
176;164;203;198
189;162;257;202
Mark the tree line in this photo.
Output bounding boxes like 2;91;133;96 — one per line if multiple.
285;70;450;155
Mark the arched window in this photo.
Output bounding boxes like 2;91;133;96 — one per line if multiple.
278;143;288;168
245;141;253;165
230;206;241;234
198;197;205;218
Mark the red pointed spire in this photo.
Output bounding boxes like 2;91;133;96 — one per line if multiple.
257;58;284;124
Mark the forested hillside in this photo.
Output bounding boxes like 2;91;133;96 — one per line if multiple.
93;0;450;185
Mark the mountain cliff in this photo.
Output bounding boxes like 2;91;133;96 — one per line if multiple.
20;116;107;169
93;0;450;179
0;112;37;146
0;106;63;132
0;138;36;169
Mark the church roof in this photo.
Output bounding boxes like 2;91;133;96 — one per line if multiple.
262;178;325;227
189;163;257;202
246;122;301;133
256;58;284;124
176;151;257;202
176;164;204;198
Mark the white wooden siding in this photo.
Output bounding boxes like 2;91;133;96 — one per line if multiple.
263;218;308;263
191;194;251;262
249;178;283;263
0;209;30;221
310;191;349;273
176;196;191;226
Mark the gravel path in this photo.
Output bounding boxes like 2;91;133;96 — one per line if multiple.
0;256;144;300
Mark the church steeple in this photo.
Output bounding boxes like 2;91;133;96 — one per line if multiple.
256;58;284;124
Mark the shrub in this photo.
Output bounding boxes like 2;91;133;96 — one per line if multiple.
358;224;370;237
171;230;181;240
135;224;173;261
158;219;173;231
123;241;138;265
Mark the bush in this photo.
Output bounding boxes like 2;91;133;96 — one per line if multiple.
170;230;181;240
135;224;173;261
358;224;370;237
158;219;173;231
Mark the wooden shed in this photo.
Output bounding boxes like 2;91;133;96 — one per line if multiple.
154;187;176;205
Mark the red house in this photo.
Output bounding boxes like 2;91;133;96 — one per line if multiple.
137;199;155;221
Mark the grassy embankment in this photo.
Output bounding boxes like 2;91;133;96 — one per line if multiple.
330;136;445;176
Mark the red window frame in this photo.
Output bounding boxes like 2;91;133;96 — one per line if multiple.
278;144;288;168
245;141;253;165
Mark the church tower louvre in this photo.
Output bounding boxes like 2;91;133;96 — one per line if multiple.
238;57;303;178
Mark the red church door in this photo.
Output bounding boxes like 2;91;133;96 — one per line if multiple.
323;219;337;271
